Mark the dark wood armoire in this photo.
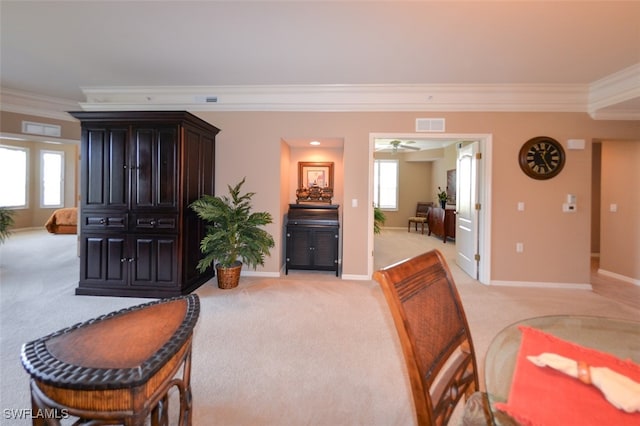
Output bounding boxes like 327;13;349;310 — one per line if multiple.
70;111;219;298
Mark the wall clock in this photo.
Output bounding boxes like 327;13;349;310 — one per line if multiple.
518;136;566;180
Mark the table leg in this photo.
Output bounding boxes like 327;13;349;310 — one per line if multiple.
30;382;47;426
150;394;169;426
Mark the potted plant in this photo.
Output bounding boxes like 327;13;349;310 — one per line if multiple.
374;206;386;234
437;187;448;208
190;177;275;289
0;207;16;244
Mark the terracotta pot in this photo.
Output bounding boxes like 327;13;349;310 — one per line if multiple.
215;262;242;289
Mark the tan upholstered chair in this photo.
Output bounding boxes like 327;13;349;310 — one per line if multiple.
374;250;491;426
407;202;432;234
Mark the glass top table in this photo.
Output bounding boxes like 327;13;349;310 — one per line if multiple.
484;315;640;425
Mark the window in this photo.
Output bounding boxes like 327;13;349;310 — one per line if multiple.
41;150;64;208
374;159;399;209
0;145;28;208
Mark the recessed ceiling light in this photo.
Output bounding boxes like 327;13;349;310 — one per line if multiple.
310;141;320;146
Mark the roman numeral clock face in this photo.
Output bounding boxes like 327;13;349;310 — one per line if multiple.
518;136;566;180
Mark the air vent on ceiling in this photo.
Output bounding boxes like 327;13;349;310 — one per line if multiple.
416;118;445;133
194;95;218;103
22;121;61;137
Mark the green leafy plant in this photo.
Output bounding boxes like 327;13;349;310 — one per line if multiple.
437;187;448;202
189;177;275;271
0;207;16;244
374;206;386;234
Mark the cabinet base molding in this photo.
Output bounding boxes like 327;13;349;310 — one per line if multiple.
75;272;214;298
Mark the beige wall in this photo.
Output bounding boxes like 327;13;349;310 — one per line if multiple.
599;140;640;281
199;110;639;284
3;109;639;286
591;143;602;254
0;137;78;229
1;111;81;141
0;111;80;227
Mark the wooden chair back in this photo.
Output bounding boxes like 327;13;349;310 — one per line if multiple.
415;202;432;218
373;249;480;426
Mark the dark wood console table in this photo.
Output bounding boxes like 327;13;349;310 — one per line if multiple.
427;207;456;243
21;295;199;426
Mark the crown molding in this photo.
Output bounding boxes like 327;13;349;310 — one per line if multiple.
589;109;640;121
2;76;638;120
0;88;80;121
78;83;588;113
588;63;640;120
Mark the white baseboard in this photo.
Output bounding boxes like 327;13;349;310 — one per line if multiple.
341;274;371;280
490;280;593;290
241;270;280;278
597;269;640;286
13;227;45;232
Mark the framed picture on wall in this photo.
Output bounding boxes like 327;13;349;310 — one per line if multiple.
298;162;334;188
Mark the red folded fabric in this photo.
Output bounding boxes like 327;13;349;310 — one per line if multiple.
494;326;640;426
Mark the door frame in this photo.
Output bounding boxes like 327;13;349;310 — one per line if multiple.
368;132;492;284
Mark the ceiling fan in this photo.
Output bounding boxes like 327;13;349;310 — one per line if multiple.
376;140;420;153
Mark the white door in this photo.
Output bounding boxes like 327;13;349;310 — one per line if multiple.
456;141;479;279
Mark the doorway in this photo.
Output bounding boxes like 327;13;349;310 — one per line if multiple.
368;132;492;284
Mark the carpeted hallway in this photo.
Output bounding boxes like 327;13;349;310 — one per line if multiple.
1;229;638;425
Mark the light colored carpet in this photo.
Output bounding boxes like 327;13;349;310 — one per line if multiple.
1;228;638;425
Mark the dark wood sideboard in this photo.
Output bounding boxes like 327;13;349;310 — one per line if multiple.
427;207;456;243
286;204;340;276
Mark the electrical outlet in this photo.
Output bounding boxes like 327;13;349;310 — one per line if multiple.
516;242;524;253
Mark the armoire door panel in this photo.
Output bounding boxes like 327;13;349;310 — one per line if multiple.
132;127;178;210
200;133;216;196
157;128;178;208
83;237;105;280
85;129;105;206
131;236;177;287
132;128;154;208
156;238;177;283
184;134;201;204
84;127;128;209
106;237;127;281
132;237;154;283
107;129;128;207
80;235;127;284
